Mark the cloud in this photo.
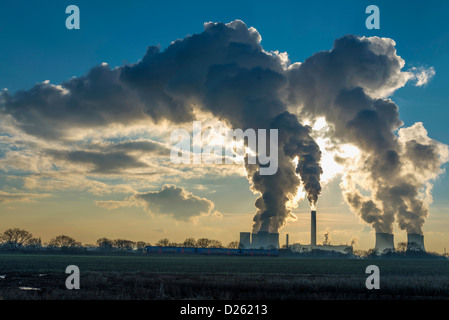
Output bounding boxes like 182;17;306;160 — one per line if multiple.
288;34;447;234
45;149;148;173
0;20;323;233
104;140;169;154
95;184;221;223
22;172;137;196
0;191;50;203
0;20;445;236
133;185;218;222
95;200;135;210
409;66;436;87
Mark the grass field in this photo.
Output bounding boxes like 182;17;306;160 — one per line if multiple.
1;253;449;299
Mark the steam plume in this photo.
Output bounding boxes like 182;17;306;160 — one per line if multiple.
0;20;322;233
288;35;448;234
2;23;445;235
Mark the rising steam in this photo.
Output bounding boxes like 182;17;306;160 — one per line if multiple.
0;20;322;233
288;35;448;234
1;22;446;236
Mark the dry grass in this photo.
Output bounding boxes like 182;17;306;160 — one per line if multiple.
2;272;449;300
1;254;449;300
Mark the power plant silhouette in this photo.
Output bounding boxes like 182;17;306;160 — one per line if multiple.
239;209;426;253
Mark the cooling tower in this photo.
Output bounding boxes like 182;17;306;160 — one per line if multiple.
267;232;280;249
251;231;279;249
375;233;395;253
311;210;316;246
407;233;425;251
255;232;269;248
251;232;259;249
239;232;251;249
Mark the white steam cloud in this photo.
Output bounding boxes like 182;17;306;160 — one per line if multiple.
0;21;447;235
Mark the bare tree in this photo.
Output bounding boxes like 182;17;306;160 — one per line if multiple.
156;238;170;247
366;248;378;258
227;241;239;249
396;242;407;253
49;235;82;248
196;238;212;248
209;240;223;248
353;250;367;258
135;241;148;251
96;237;114;251
26;237;42;249
0;228;34;249
113;239;135;251
183;238;196;247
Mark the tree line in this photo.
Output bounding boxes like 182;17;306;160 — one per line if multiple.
0;228;239;252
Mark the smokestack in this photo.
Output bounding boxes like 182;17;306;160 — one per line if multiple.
311;210;316;246
239;232;251;249
407;233;425;252
375;233;395;253
286;234;289;249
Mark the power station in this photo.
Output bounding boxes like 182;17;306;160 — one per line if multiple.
374;232;426;253
239;209;426;254
239;231;279;249
375;233;395;253
239;209;353;254
407;233;425;251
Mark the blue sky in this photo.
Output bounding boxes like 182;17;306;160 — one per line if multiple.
0;1;448;250
1;1;448;137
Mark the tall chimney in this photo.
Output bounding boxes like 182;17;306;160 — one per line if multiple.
375;233;395;253
311;210;316;246
407;233;425;252
286;234;289;249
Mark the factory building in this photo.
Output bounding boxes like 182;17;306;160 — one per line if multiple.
239;231;279;249
239;209;354;253
290;243;353;254
288;209;353;254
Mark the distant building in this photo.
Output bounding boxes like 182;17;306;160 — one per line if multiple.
239;231;279;249
239;232;251;249
290;243;353;255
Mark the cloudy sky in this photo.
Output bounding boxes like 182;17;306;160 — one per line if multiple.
1;0;448;252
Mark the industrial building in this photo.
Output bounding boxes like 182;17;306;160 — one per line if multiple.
239;209;427;255
239;231;279;249
289;243;353;254
375;233;395;253
290;209;353;254
374;232;426;253
239;209;353;253
407;233;425;251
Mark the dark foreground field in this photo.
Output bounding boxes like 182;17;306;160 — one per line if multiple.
1;254;449;300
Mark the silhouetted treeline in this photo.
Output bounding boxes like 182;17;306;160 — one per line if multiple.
1;228;447;259
279;246;446;260
0;228;239;254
